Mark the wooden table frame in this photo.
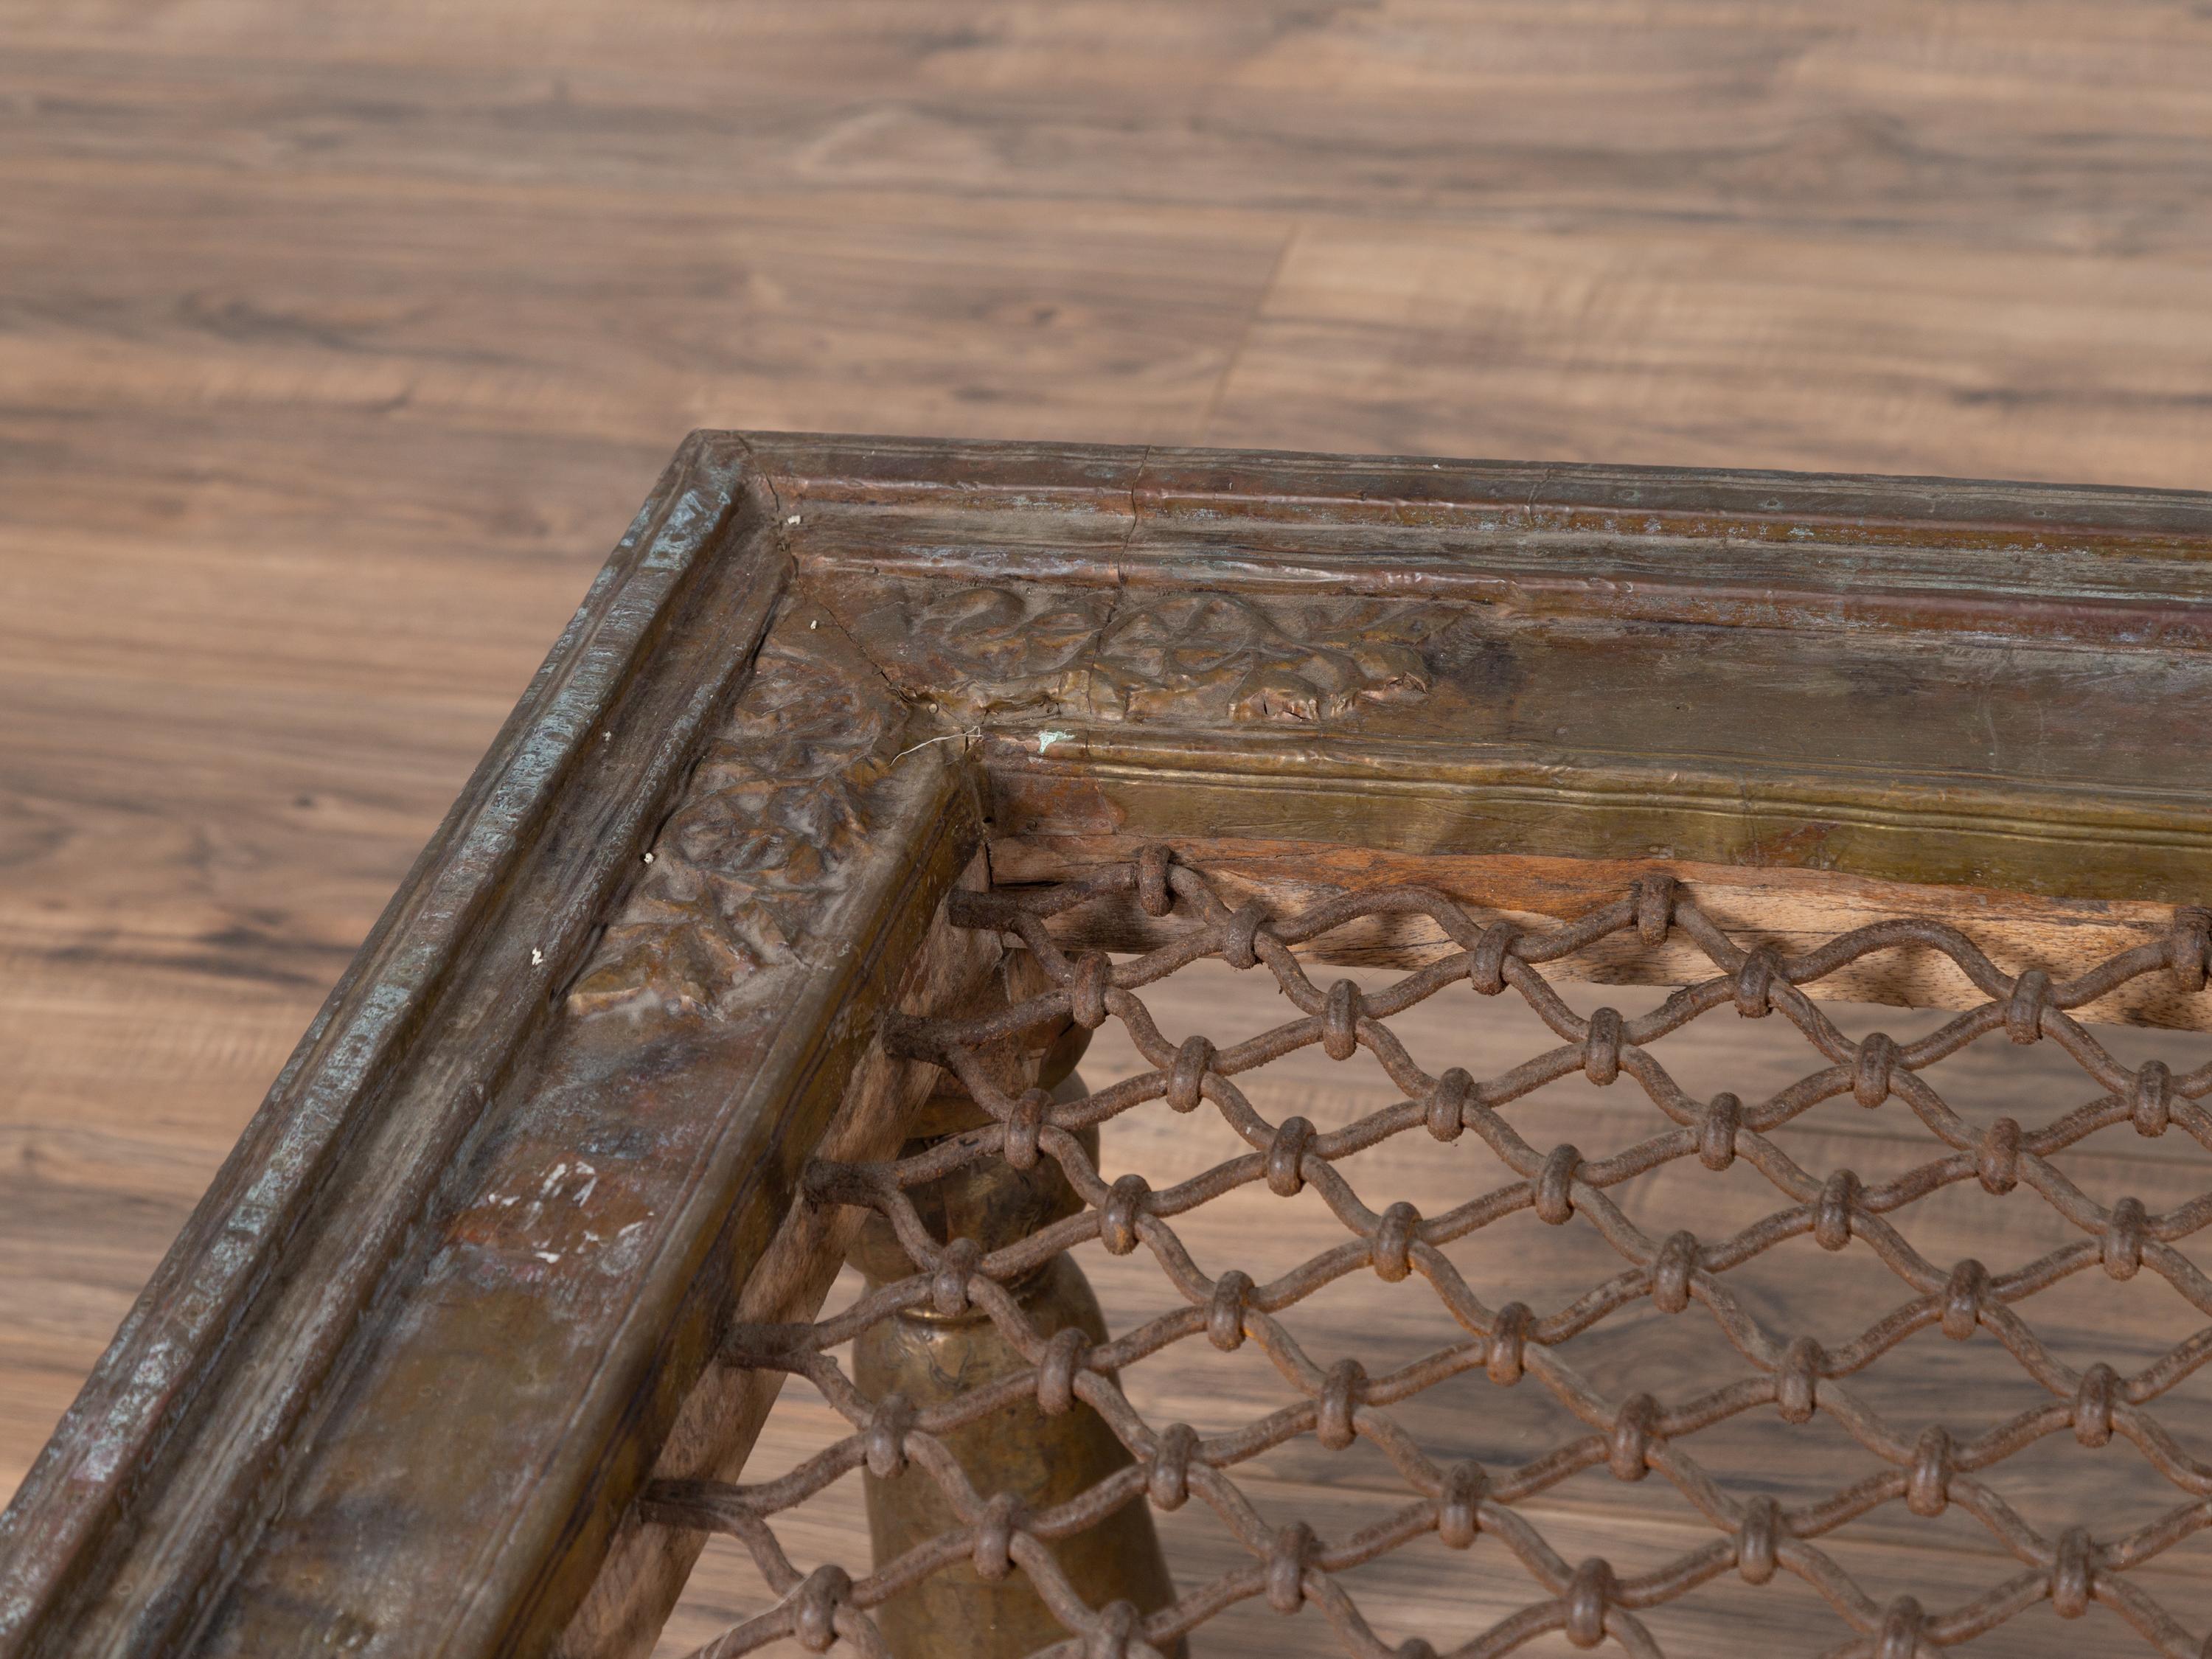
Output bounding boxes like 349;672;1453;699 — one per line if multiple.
4;434;2210;1658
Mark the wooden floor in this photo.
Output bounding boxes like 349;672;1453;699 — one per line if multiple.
7;1;2212;1650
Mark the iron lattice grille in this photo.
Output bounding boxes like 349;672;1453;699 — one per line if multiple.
647;856;2212;1659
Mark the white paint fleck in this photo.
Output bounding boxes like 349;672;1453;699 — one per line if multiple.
616;1220;647;1240
530;947;544;966
542;1162;569;1194
785;514;801;525
533;1251;562;1264
643;851;655;863
1037;729;1076;754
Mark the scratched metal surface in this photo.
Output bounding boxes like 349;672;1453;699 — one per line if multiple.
7;436;2212;1659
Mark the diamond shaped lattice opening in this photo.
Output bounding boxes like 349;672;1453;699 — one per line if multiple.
648;857;2212;1659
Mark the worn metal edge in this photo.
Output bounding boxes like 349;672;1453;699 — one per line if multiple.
0;434;772;1657
553;859;1004;1659
151;592;981;1655
982;738;2212;907
795;532;2212;649
448;751;983;1658
739;430;2212;549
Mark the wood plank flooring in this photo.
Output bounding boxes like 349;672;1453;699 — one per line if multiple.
7;3;2212;1650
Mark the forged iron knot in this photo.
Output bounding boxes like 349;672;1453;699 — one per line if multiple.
1734;947;1780;1018
1583;1008;1624;1085
2171;906;2211;994
1207;1270;1254;1352
1564;1557;1618;1649
1372;1202;1421;1283
1736;1495;1782;1585
790;1564;852;1654
1267;1116;1315;1197
1941;1259;1988;1341
1468;921;1520;995
2006;968;2053;1045
1101;1173;1151;1256
1267;1520;1315;1614
1318;1357;1367;1450
1438;1459;1486;1548
2073;1362;2118;1448
1699;1093;1742;1171
1323;978;1363;1060
1906;1424;1952;1516
1085;1599;1142;1659
1135;844;1174;918
1486;1302;1532;1386
1777;1335;1824;1424
1535;1144;1582;1225
1222;901;1268;970
2051;1526;2094;1620
1977;1117;2021;1195
1652;1231;1699;1314
2103;1196;2147;1281
973;1491;1023;1582
1853;1032;1899;1109
1608;1394;1658;1482
863;1392;914;1480
1071;951;1112;1030
1037;1326;1091;1416
1147;1422;1199;1511
2132;1060;2173;1136
1004;1087;1047;1172
1632;872;1678;946
1425;1067;1473;1141
1167;1034;1214;1113
1813;1169;1859;1252
931;1237;982;1317
1876;1595;1924;1659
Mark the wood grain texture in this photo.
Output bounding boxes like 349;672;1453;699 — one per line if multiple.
8;0;2212;1645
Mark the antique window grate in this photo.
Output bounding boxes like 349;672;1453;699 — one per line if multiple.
16;439;2212;1659
642;853;2212;1659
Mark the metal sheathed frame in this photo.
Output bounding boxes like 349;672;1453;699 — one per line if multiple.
3;435;2211;1659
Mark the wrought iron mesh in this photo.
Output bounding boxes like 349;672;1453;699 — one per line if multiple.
646;855;2212;1659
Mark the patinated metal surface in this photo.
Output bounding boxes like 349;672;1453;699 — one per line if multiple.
678;855;2212;1657
833;1067;1183;1659
1;435;2209;1658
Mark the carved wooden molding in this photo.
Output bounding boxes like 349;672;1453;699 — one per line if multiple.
5;434;2211;1659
